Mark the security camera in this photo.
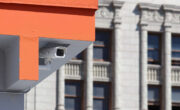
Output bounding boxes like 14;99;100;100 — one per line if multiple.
39;46;67;59
39;43;69;65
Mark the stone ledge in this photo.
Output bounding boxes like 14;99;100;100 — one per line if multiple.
139;3;161;10
163;4;180;12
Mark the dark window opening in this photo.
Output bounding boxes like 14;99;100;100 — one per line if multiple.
148;85;161;110
93;82;111;110
172;87;180;103
172;35;180;66
72;51;84;60
148;33;161;64
172;105;180;110
94;30;112;61
148;105;160;110
65;81;83;110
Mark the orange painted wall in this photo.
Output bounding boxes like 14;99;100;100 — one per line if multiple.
0;0;98;9
0;4;96;41
0;3;97;80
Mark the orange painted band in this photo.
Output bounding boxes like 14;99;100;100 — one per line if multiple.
0;3;96;80
0;0;98;10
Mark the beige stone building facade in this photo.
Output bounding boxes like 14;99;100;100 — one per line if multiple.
24;0;180;110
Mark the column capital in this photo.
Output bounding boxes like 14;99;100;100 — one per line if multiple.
113;10;121;29
114;20;121;29
163;8;172;31
56;105;65;110
164;25;172;32
113;0;123;29
140;23;148;31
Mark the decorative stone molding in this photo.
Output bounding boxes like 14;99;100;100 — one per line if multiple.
96;1;124;19
139;3;163;25
172;66;180;86
64;60;83;80
139;3;180;27
93;61;112;82
163;4;180;12
163;5;180;25
147;65;161;84
95;1;114;19
64;60;112;81
113;1;124;28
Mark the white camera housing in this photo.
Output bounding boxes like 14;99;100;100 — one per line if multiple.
39;46;66;59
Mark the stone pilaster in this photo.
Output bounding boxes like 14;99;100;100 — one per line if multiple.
161;20;172;110
112;1;123;110
85;44;93;110
140;24;148;110
56;66;65;110
24;94;27;110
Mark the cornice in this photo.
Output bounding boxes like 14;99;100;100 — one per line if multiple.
98;1;112;7
113;0;124;8
163;4;180;12
139;3;180;29
139;3;161;10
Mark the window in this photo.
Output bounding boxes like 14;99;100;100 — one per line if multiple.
65;81;83;110
93;82;111;110
172;87;180;109
172;106;180;110
148;105;160;110
148;33;161;64
148;86;161;110
172;35;180;66
72;51;84;60
94;30;111;61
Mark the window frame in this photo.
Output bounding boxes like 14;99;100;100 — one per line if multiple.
148;85;161;107
172;34;180;66
65;80;84;110
93;29;112;62
172;86;180;107
93;82;112;110
148;32;162;65
71;51;84;60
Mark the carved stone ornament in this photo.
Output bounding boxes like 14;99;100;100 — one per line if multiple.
139;3;163;23
95;6;114;19
113;1;124;26
164;11;180;24
95;1;124;20
163;5;180;24
141;10;163;23
139;3;180;26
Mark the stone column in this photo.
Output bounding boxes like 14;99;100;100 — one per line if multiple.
56;66;65;110
140;24;148;110
161;25;172;110
85;44;93;110
24;93;27;110
113;1;123;110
